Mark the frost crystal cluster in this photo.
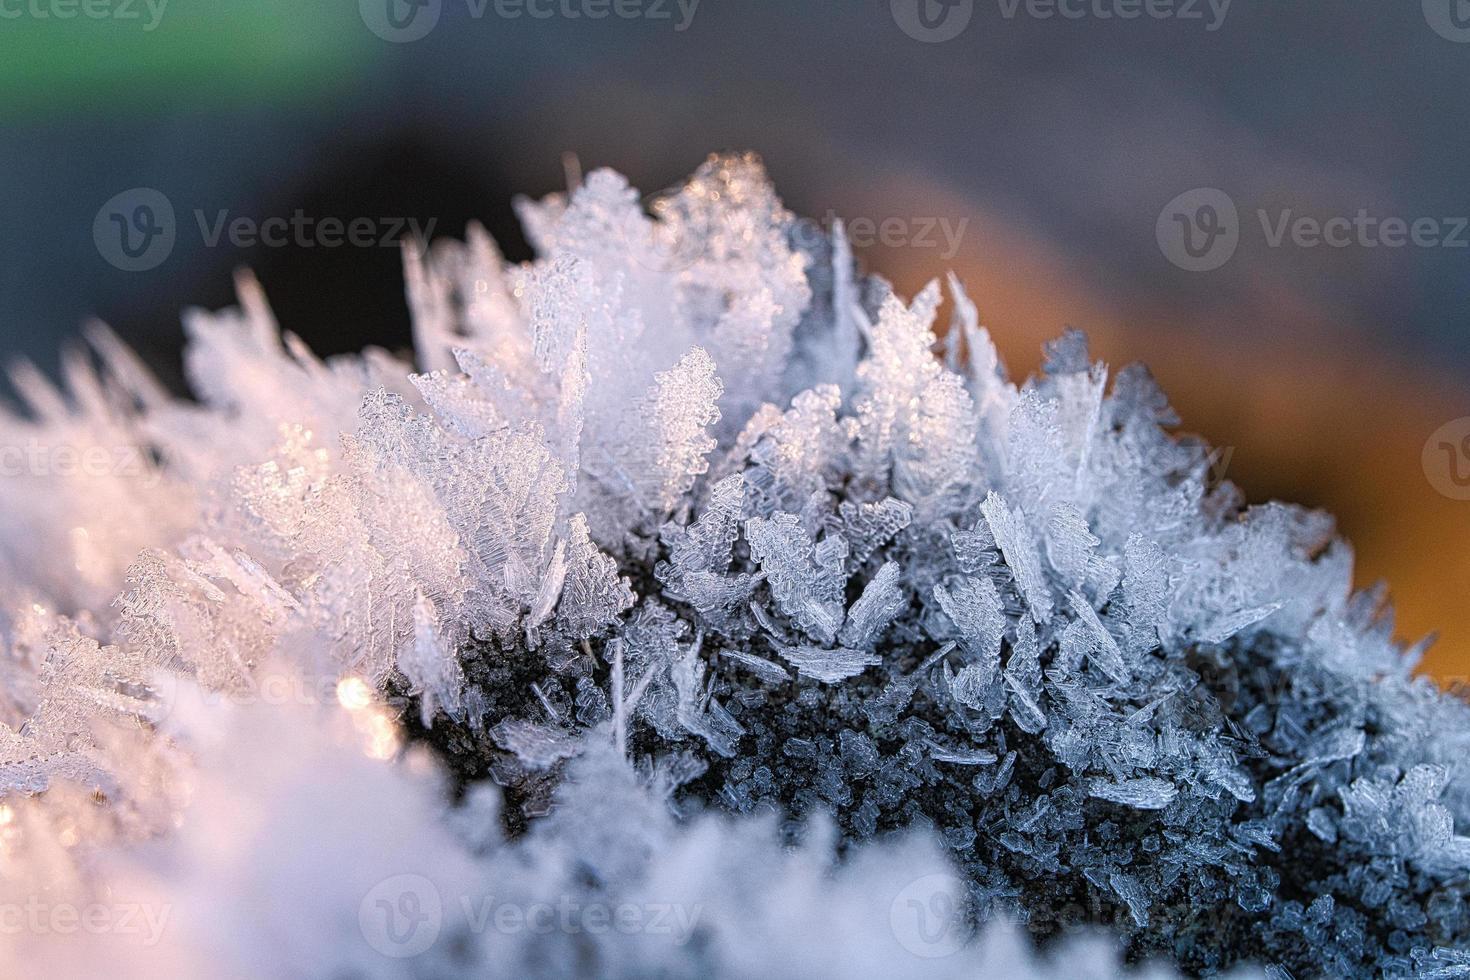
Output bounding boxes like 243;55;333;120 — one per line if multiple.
0;154;1466;978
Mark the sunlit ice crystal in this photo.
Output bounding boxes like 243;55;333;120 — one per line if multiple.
0;152;1464;978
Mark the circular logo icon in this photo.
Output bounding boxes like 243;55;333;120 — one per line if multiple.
627;190;710;275
359;874;442;958
144;669;182;726
889;872;969;958
891;0;974;43
360;0;441;43
143;672;248;728
93;188;175;272
1156;187;1239;272
1423;417;1470;500
1424;0;1470;42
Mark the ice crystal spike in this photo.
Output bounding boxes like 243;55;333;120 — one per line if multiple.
0;153;1463;978
773;642;882;684
745;511;846;645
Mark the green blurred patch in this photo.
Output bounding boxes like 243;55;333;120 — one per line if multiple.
0;0;377;117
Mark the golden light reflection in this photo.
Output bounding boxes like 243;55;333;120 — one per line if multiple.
335;676;373;712
361;709;401;761
336;676;401;759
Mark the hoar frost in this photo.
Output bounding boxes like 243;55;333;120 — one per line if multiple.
0;153;1466;978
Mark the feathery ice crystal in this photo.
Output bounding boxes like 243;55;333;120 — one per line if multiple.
0;154;1466;978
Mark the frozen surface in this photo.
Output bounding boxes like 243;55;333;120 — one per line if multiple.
0;154;1464;976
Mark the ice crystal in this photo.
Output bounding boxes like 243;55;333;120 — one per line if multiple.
0;153;1465;977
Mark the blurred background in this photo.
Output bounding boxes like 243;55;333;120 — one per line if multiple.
1;0;1467;677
